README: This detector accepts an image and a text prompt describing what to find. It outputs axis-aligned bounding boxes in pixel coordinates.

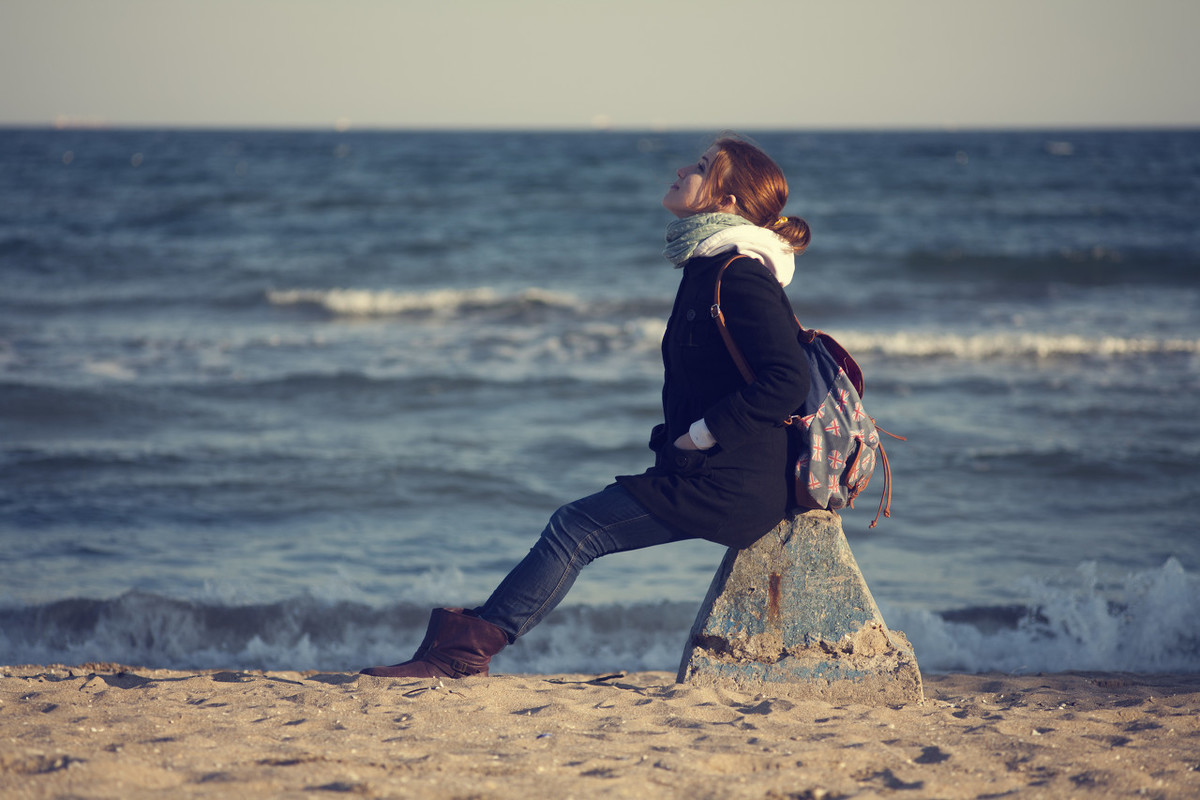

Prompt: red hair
[698,137,811,255]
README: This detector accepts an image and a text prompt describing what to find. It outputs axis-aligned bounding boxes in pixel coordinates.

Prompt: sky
[2,0,1198,130]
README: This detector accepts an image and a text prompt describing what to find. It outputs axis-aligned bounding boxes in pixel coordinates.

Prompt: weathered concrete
[677,510,923,706]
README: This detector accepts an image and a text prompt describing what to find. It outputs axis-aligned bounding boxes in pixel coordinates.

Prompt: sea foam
[267,287,580,317]
[2,560,1195,676]
[838,331,1200,361]
[887,557,1200,674]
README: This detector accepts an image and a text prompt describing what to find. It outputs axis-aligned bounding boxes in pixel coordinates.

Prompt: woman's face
[662,146,721,218]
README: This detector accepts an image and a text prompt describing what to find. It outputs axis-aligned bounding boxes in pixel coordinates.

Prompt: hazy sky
[3,0,1197,130]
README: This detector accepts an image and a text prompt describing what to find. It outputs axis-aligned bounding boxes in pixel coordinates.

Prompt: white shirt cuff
[688,419,717,450]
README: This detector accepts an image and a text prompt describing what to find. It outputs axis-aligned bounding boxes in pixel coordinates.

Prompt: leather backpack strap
[710,256,757,385]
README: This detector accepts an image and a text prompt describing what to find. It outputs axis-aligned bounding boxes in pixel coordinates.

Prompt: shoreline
[3,665,1199,799]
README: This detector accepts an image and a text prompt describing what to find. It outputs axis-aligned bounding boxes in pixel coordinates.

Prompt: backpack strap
[710,256,758,384]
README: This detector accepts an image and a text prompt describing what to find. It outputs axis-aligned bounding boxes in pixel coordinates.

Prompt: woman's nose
[676,165,687,178]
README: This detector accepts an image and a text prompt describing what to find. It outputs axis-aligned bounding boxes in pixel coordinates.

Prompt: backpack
[711,256,902,528]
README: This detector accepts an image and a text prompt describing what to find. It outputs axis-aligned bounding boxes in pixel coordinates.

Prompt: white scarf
[691,224,796,287]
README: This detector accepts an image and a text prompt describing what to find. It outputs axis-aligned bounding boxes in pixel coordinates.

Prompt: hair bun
[773,214,811,255]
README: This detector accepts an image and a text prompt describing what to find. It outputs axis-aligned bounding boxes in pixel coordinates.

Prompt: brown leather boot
[359,608,508,679]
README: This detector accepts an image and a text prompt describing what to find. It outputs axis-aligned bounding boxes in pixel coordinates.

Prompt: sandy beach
[2,665,1198,799]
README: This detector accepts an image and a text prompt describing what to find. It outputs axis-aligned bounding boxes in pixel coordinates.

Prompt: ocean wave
[964,440,1200,471]
[0,381,170,432]
[897,248,1198,286]
[2,559,1195,675]
[0,591,696,675]
[838,330,1200,361]
[889,558,1200,674]
[266,286,582,317]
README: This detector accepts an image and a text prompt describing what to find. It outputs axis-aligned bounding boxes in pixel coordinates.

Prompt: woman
[360,136,812,679]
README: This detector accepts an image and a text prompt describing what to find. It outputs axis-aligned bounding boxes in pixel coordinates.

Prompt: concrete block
[677,510,923,706]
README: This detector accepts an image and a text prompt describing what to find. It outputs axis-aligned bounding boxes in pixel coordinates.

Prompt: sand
[2,664,1198,799]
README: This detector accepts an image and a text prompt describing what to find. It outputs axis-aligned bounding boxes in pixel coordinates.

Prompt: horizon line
[4,120,1199,134]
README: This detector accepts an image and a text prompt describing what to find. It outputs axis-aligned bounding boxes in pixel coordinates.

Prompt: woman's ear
[716,194,738,214]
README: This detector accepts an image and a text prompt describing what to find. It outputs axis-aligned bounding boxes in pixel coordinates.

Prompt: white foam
[82,360,138,381]
[837,330,1200,361]
[886,558,1200,674]
[5,559,1196,675]
[267,286,580,317]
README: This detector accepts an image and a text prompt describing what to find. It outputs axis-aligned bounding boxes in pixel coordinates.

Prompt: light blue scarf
[663,213,750,267]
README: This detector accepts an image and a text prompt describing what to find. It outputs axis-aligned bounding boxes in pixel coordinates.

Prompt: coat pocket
[664,444,709,477]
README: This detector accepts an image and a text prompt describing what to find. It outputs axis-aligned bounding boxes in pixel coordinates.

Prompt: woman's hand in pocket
[673,433,699,451]
[667,434,709,476]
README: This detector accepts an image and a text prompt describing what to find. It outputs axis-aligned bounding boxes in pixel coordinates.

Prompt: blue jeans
[474,483,695,642]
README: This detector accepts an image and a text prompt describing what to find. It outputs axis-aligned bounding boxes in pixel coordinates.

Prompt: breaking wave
[838,330,1200,361]
[2,559,1195,676]
[266,286,581,317]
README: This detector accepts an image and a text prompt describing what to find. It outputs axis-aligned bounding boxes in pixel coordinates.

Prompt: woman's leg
[474,483,692,641]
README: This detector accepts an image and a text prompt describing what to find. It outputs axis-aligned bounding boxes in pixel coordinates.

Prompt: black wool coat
[616,253,810,548]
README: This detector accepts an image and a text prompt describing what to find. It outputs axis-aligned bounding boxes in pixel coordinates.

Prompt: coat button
[675,455,689,467]
[686,308,696,321]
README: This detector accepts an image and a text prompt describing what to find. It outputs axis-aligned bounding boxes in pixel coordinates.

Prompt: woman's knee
[538,500,598,560]
[536,486,658,564]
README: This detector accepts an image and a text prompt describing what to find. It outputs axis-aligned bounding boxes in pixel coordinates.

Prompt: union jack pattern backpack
[711,257,901,527]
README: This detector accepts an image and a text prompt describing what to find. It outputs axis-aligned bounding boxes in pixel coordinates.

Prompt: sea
[2,127,1198,676]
